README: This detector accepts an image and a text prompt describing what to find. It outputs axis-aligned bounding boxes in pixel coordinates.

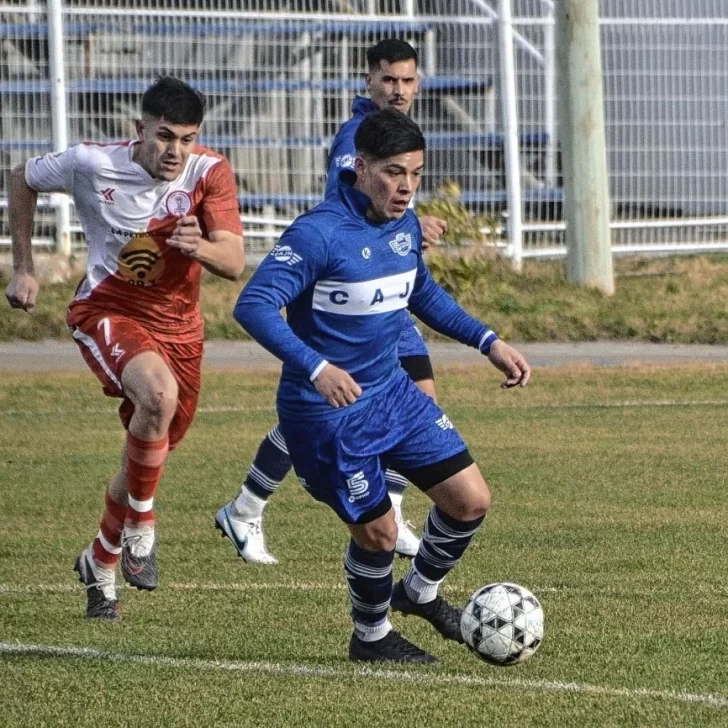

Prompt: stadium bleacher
[1,11,558,238]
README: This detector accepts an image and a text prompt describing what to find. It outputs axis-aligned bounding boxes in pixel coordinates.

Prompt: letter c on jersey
[329,290,349,305]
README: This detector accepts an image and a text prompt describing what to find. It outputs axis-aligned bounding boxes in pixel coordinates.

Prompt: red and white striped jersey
[26,141,242,341]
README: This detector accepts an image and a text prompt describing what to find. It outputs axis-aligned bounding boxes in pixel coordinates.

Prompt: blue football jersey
[324,96,378,199]
[235,172,498,420]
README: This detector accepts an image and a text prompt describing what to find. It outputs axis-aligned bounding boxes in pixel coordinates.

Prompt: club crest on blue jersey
[271,245,302,266]
[389,232,412,257]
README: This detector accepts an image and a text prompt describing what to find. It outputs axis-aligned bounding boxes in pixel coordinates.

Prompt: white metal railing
[1,0,728,262]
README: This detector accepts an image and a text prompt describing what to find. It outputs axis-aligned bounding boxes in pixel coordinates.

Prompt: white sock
[389,491,404,524]
[403,565,443,604]
[232,486,267,521]
[389,490,403,508]
[354,618,392,642]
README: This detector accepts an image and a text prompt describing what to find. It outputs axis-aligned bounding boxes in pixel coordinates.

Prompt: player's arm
[234,224,361,407]
[6,149,75,312]
[417,215,447,250]
[167,159,245,280]
[167,219,244,281]
[5,163,39,311]
[408,257,530,388]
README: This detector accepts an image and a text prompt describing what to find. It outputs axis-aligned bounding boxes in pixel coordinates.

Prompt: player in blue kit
[234,108,531,663]
[216,39,448,563]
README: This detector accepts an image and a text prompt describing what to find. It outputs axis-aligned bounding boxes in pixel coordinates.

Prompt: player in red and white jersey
[5,77,245,621]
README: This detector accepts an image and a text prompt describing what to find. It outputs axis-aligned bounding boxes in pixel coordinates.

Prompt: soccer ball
[460,582,544,666]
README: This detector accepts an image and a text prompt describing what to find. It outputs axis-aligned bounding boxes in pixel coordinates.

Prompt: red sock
[124,432,169,529]
[92,491,127,568]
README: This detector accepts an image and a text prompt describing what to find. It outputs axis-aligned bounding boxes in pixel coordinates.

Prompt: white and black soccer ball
[460,582,544,666]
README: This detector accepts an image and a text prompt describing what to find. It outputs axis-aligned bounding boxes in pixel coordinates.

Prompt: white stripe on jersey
[312,269,416,316]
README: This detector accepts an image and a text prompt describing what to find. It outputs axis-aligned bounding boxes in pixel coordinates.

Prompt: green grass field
[2,364,728,726]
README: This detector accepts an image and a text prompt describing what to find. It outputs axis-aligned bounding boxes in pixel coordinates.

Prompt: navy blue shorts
[279,371,468,524]
[396,312,429,359]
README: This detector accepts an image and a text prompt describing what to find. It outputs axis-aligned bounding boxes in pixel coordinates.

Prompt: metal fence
[2,0,728,260]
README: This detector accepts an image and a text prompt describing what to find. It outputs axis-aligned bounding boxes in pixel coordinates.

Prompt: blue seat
[0,73,493,95]
[0,132,552,153]
[237,188,563,210]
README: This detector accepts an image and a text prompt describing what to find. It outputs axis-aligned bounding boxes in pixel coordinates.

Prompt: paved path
[0,340,726,372]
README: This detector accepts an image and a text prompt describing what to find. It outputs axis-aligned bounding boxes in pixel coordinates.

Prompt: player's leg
[385,378,489,643]
[115,349,178,590]
[279,409,436,664]
[69,313,177,618]
[118,337,202,590]
[215,424,290,564]
[390,315,436,557]
[391,459,488,644]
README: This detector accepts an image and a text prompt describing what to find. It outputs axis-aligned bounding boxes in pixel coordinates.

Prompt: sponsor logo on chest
[312,269,416,316]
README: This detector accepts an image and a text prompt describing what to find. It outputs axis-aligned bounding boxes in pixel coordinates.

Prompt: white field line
[0,641,726,710]
[3,400,728,418]
[3,581,728,598]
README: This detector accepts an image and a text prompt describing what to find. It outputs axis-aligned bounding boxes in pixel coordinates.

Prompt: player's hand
[5,272,39,313]
[419,215,447,250]
[167,216,203,257]
[313,363,362,408]
[486,339,531,388]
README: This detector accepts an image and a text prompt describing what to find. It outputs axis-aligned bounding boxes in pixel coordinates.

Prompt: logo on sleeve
[271,245,302,266]
[335,154,355,170]
[165,191,192,217]
[388,232,412,256]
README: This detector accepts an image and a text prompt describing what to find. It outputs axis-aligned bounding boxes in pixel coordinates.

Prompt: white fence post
[556,0,613,293]
[47,0,71,257]
[497,0,523,271]
[542,4,557,188]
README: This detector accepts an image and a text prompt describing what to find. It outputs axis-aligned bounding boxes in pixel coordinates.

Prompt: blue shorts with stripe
[279,369,467,524]
[396,311,429,359]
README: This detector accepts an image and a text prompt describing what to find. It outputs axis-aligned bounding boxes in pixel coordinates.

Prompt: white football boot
[393,501,421,559]
[215,501,278,565]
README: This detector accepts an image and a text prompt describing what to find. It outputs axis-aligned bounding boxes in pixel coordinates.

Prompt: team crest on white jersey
[271,245,303,266]
[165,190,192,217]
[346,471,370,502]
[389,232,412,256]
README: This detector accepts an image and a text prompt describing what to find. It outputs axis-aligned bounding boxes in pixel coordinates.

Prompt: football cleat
[73,546,121,621]
[391,500,420,559]
[391,580,465,644]
[394,518,420,559]
[348,630,438,664]
[120,526,159,591]
[215,501,278,565]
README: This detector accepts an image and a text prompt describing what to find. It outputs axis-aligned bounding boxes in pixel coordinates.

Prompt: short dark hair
[354,108,426,160]
[367,38,418,70]
[141,76,206,126]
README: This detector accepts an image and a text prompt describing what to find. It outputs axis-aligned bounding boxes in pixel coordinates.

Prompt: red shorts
[67,307,203,450]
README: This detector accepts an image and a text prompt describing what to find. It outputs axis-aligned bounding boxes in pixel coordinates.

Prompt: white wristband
[310,360,329,382]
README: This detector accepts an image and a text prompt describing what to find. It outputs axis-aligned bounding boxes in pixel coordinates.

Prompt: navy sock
[345,539,395,641]
[414,506,485,583]
[244,425,292,501]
